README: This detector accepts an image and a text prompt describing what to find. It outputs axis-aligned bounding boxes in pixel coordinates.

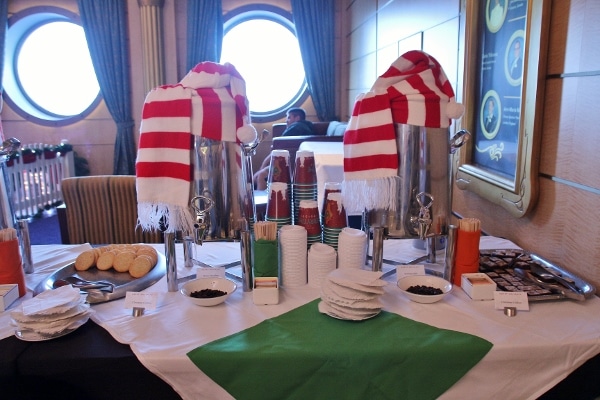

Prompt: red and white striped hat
[136,62,257,233]
[342,51,464,212]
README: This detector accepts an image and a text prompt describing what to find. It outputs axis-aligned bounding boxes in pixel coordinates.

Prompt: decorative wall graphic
[456,0,551,218]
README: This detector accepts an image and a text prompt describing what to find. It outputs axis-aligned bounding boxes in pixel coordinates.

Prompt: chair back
[61,175,163,244]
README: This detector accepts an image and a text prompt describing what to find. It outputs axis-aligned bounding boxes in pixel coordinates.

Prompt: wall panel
[422,17,460,89]
[547,0,600,75]
[541,76,600,189]
[348,16,378,62]
[348,0,377,30]
[376,0,459,48]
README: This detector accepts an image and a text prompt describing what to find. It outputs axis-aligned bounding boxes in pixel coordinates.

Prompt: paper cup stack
[265,182,292,229]
[307,243,337,288]
[279,225,308,287]
[322,192,347,250]
[11,285,93,340]
[337,227,368,269]
[321,182,342,230]
[318,268,386,321]
[297,200,322,248]
[292,150,318,224]
[265,150,293,229]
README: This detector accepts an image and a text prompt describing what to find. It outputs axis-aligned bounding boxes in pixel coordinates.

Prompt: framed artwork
[455,0,551,217]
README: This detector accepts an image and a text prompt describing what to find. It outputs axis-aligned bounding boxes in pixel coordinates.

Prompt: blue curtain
[186,0,223,71]
[291,0,337,121]
[0,0,7,92]
[78,0,136,175]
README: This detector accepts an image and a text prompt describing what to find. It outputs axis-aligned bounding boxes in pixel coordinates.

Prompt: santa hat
[342,51,464,213]
[136,62,257,233]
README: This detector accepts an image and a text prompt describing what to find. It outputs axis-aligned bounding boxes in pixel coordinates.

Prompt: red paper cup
[297,200,321,236]
[267,150,292,184]
[321,182,341,220]
[293,150,317,185]
[266,182,291,219]
[323,192,347,229]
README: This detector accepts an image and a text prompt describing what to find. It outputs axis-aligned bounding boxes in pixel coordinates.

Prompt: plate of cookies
[34,244,166,303]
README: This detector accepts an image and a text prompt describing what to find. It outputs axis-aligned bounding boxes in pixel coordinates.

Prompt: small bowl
[397,275,452,304]
[180,278,237,306]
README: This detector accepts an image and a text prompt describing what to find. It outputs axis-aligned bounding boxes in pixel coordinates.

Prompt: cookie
[136,246,158,265]
[74,250,97,271]
[129,254,155,278]
[96,251,116,271]
[113,251,136,273]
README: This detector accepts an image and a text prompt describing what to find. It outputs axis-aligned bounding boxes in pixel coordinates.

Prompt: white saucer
[14,315,89,342]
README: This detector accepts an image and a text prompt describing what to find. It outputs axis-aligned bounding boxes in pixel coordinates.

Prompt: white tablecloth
[2,237,600,400]
[298,141,344,213]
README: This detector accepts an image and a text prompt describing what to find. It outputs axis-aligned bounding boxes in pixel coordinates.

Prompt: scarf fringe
[137,202,196,234]
[342,176,400,214]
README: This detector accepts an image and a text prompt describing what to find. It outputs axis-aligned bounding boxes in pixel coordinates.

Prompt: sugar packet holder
[253,277,279,305]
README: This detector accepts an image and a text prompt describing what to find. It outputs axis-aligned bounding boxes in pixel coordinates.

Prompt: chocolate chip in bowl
[180,277,237,306]
[397,275,453,304]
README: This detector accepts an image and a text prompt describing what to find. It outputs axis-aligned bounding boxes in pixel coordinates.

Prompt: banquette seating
[58,175,163,245]
[270,120,347,165]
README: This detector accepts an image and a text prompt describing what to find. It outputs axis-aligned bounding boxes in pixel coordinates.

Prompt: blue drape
[0,0,7,93]
[291,0,337,121]
[78,0,136,175]
[186,0,223,72]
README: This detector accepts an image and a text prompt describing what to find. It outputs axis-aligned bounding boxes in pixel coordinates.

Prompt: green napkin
[187,300,492,400]
[253,239,278,277]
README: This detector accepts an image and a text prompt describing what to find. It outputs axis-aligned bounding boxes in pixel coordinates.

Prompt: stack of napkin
[318,269,387,320]
[11,285,92,340]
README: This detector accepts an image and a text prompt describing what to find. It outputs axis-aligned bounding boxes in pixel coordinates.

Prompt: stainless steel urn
[365,124,468,240]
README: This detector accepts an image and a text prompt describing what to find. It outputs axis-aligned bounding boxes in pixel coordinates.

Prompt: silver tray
[34,251,166,304]
[479,249,596,301]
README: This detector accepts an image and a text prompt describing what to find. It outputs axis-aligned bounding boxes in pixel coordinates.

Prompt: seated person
[253,107,315,190]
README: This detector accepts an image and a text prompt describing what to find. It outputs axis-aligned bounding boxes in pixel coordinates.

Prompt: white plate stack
[337,227,368,269]
[318,268,387,320]
[11,285,93,341]
[307,243,337,288]
[279,225,308,287]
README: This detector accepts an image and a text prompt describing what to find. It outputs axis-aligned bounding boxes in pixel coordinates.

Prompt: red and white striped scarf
[136,62,256,233]
[342,51,464,213]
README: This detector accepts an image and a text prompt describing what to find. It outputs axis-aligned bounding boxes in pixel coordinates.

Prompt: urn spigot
[190,195,214,245]
[410,192,434,240]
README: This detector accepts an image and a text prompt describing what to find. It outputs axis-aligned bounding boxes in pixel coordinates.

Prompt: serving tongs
[53,276,115,293]
[513,267,585,301]
[528,262,583,294]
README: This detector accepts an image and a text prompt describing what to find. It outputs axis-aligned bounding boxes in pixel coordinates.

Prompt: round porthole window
[220,5,308,122]
[3,7,101,126]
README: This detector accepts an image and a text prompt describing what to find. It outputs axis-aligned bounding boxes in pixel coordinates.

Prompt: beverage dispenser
[136,62,259,290]
[341,51,468,267]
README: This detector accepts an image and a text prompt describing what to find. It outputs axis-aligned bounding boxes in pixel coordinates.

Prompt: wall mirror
[455,0,550,217]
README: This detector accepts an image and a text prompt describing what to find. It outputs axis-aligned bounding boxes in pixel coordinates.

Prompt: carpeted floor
[27,213,62,245]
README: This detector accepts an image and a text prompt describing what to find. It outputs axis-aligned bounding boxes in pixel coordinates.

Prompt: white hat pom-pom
[237,124,257,144]
[447,99,465,120]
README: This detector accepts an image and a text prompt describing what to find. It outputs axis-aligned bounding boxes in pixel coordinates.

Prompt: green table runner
[187,300,492,400]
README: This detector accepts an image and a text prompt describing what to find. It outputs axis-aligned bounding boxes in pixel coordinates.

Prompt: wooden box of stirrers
[253,277,279,305]
[0,284,19,311]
